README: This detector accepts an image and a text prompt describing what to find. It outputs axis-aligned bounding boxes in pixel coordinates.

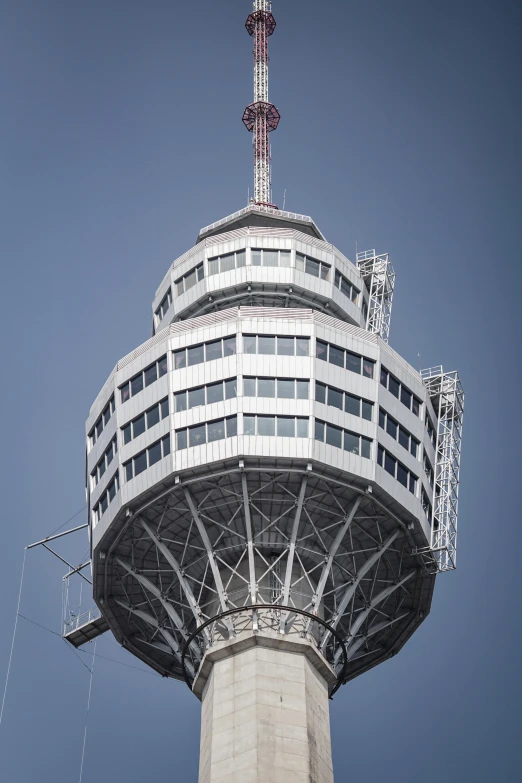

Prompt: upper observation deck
[152,207,369,332]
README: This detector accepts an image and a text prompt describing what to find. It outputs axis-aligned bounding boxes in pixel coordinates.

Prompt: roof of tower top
[197,204,325,243]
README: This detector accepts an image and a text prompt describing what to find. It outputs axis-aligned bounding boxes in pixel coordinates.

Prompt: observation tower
[73,2,465,781]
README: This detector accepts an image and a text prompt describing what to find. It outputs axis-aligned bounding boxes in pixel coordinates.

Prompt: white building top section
[197,205,325,243]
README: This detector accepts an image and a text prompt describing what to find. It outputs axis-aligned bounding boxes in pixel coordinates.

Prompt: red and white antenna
[242,1,280,208]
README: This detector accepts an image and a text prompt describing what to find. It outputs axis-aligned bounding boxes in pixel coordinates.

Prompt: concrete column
[196,638,335,783]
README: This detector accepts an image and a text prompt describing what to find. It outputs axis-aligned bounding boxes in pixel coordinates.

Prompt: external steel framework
[94,464,432,692]
[242,0,280,206]
[421,367,465,571]
[356,249,396,343]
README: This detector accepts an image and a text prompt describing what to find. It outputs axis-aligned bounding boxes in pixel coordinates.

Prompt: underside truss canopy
[421,367,465,572]
[356,249,395,343]
[96,466,431,690]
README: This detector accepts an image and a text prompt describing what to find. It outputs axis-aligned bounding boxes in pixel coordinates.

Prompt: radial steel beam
[346,610,411,661]
[241,473,257,604]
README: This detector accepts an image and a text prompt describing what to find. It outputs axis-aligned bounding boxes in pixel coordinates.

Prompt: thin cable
[49,505,87,538]
[0,549,27,728]
[78,640,96,783]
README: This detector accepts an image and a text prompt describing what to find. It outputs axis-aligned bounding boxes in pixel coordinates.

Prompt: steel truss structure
[243,0,280,206]
[95,463,434,694]
[421,367,465,571]
[356,249,396,343]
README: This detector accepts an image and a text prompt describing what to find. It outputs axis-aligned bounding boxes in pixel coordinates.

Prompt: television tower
[62,2,465,781]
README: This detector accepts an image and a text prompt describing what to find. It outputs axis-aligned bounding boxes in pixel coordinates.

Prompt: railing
[64,607,102,635]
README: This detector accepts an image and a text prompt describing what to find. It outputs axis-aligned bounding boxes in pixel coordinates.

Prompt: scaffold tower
[356,249,396,343]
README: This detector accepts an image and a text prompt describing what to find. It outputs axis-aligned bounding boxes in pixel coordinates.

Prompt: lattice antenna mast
[242,1,280,207]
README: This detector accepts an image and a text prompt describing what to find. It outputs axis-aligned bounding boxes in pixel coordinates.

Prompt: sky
[1,0,521,780]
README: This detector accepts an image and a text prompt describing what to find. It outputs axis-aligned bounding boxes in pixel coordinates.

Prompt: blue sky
[1,1,521,781]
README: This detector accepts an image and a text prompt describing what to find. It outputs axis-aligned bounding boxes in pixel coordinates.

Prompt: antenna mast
[242,1,280,207]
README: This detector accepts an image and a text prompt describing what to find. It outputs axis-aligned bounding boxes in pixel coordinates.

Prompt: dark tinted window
[131,374,144,396]
[207,382,224,404]
[388,376,399,398]
[158,356,168,377]
[225,379,237,399]
[346,352,361,374]
[316,382,326,404]
[174,349,186,369]
[384,452,396,476]
[134,451,147,476]
[344,431,359,454]
[147,405,160,429]
[328,387,343,410]
[160,398,169,418]
[315,420,325,441]
[175,391,187,412]
[296,338,309,356]
[189,386,205,408]
[361,401,373,421]
[123,423,131,445]
[326,424,342,449]
[363,359,374,379]
[316,340,328,361]
[223,336,236,356]
[361,437,371,459]
[205,340,222,362]
[345,393,360,416]
[145,364,157,387]
[296,380,309,399]
[226,416,237,437]
[330,345,344,368]
[176,430,187,449]
[148,441,162,466]
[133,414,146,438]
[188,344,204,366]
[400,386,412,408]
[386,417,397,439]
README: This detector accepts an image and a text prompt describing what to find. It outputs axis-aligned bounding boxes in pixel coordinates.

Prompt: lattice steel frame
[356,249,396,343]
[421,367,465,571]
[95,463,433,694]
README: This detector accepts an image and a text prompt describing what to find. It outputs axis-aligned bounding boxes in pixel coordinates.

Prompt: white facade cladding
[84,207,463,783]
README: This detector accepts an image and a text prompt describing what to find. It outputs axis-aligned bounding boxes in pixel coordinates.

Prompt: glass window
[145,364,157,387]
[410,439,419,458]
[362,400,373,421]
[328,387,343,410]
[329,345,344,368]
[206,382,224,404]
[174,349,186,369]
[386,417,397,440]
[223,336,236,356]
[409,474,417,494]
[361,437,371,459]
[176,280,184,297]
[346,352,361,374]
[208,257,219,275]
[236,250,246,268]
[320,263,329,281]
[243,415,256,435]
[314,420,325,441]
[277,379,295,398]
[306,257,320,277]
[295,252,305,271]
[184,270,196,290]
[243,377,256,397]
[95,419,103,439]
[131,373,144,396]
[148,441,162,466]
[244,335,256,354]
[222,377,235,402]
[345,393,360,416]
[326,423,342,448]
[258,378,275,398]
[401,387,412,409]
[252,249,262,266]
[384,452,396,477]
[363,359,374,379]
[258,416,275,436]
[397,462,408,488]
[412,397,420,417]
[189,387,205,408]
[160,398,169,419]
[175,391,187,412]
[208,418,226,442]
[377,445,384,466]
[134,451,147,476]
[101,494,108,514]
[158,356,168,377]
[205,340,222,362]
[340,277,351,298]
[189,423,206,447]
[398,426,409,450]
[226,416,237,437]
[316,382,326,404]
[258,336,276,355]
[162,434,170,456]
[296,337,309,356]
[379,409,386,429]
[380,368,388,387]
[277,336,294,356]
[316,340,328,361]
[389,376,400,398]
[103,405,111,425]
[344,431,359,455]
[125,461,133,481]
[197,264,204,281]
[221,253,235,273]
[296,418,308,437]
[263,250,278,267]
[123,423,131,445]
[296,380,309,399]
[351,287,359,304]
[147,405,160,429]
[176,429,187,450]
[99,459,106,478]
[277,417,295,437]
[280,250,291,267]
[106,443,114,465]
[133,414,146,439]
[188,344,205,366]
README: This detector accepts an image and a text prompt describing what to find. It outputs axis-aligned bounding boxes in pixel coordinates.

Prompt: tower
[71,3,465,781]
